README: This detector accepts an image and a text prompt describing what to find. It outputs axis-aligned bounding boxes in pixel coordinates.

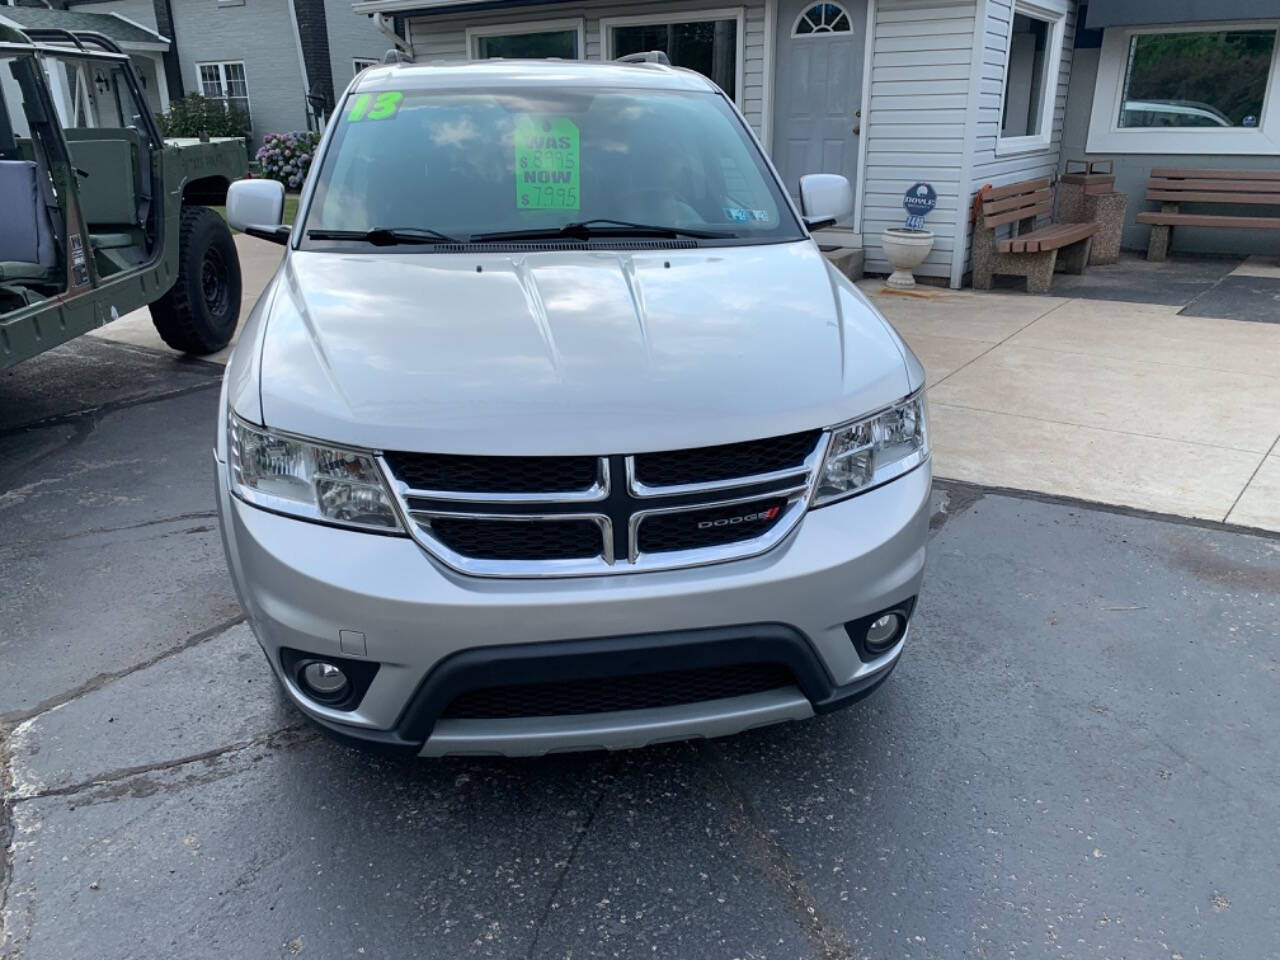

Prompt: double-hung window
[198,61,250,127]
[996,0,1066,155]
[1087,22,1280,154]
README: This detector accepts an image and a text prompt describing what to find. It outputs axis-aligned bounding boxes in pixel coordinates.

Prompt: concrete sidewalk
[861,280,1280,532]
[90,237,1280,533]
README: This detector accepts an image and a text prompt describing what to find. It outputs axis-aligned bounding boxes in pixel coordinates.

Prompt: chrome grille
[383,431,826,577]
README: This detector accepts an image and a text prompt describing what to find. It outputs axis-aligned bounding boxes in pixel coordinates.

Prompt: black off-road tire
[148,205,242,354]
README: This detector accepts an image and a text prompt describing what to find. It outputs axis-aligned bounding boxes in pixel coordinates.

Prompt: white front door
[771,0,866,218]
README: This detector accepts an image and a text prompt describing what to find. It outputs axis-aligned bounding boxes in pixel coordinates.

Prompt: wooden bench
[972,178,1096,293]
[1136,168,1280,261]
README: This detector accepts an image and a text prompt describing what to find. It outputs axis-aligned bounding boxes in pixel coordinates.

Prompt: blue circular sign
[903,182,937,218]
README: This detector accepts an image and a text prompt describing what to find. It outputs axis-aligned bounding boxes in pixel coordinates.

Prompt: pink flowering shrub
[255,131,322,190]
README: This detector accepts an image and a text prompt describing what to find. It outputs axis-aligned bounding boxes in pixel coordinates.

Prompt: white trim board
[1086,20,1280,155]
[951,0,988,289]
[850,0,874,243]
[465,17,587,60]
[599,7,747,107]
[761,0,776,151]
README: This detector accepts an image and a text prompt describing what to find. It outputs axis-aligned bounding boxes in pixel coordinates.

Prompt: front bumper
[216,459,930,756]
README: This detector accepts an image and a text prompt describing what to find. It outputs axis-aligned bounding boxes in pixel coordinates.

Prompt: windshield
[300,86,803,247]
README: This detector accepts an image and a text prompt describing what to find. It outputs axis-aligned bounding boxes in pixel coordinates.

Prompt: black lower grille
[384,451,599,494]
[426,517,602,560]
[441,662,797,719]
[638,497,790,554]
[634,430,821,487]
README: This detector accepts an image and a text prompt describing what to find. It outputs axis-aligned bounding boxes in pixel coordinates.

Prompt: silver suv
[216,58,930,757]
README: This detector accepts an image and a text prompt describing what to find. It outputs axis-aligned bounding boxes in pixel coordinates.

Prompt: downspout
[285,0,319,125]
[374,12,410,56]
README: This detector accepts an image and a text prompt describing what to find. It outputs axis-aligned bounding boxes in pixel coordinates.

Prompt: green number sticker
[348,91,403,123]
[514,116,580,211]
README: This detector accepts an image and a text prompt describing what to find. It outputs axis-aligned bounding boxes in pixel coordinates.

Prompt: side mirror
[227,178,289,244]
[798,174,853,231]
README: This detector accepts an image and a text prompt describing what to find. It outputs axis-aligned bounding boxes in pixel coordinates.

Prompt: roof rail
[382,48,413,65]
[16,28,127,56]
[616,50,670,66]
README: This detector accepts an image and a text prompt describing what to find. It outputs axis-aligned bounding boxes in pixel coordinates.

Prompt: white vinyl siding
[407,0,769,137]
[962,0,1075,274]
[860,0,979,281]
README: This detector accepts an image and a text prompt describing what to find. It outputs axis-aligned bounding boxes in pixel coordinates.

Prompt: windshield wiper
[471,219,732,242]
[306,226,461,245]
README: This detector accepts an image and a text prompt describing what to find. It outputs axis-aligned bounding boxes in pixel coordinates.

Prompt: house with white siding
[344,0,1080,285]
[347,0,1279,286]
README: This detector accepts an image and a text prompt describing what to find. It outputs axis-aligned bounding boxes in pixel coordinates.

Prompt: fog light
[865,613,903,653]
[301,661,348,697]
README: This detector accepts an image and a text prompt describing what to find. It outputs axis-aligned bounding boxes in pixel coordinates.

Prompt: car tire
[149,205,242,355]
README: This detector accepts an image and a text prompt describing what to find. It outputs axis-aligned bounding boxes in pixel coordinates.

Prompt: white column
[43,57,74,126]
[153,53,171,113]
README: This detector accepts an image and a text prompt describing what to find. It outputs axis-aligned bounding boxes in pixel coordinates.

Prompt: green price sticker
[348,91,403,123]
[514,116,580,211]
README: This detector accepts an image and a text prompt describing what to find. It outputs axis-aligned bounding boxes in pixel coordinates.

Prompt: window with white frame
[792,3,852,36]
[468,20,585,60]
[353,58,379,78]
[603,10,743,101]
[1087,22,1280,154]
[997,2,1064,153]
[198,61,250,126]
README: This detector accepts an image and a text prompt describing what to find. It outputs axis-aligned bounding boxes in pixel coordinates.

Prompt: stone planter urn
[881,227,935,289]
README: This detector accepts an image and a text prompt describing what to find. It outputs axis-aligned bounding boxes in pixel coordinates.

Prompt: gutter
[352,0,504,13]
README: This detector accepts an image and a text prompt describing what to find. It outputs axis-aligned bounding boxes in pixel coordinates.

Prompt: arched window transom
[792,3,852,36]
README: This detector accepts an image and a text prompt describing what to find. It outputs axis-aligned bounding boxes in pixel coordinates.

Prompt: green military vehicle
[1,25,248,369]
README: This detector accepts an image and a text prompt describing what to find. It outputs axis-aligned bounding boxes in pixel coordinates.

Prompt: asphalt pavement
[2,337,1278,960]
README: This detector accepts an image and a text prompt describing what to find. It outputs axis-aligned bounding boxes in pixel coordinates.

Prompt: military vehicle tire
[149,205,242,355]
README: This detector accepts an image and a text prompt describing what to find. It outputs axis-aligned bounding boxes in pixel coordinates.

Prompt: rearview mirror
[798,174,853,231]
[227,178,288,244]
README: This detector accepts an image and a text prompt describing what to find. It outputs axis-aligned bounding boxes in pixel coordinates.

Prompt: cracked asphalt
[2,338,1278,960]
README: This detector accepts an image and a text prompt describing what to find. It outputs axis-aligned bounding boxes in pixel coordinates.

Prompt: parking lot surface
[2,339,1278,959]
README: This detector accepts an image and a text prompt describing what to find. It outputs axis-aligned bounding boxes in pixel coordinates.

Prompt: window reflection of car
[1121,99,1232,128]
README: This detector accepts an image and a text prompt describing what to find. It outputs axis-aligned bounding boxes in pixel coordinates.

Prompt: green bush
[157,95,250,139]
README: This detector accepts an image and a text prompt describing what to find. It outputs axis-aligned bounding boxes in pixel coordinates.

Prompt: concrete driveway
[2,336,1277,959]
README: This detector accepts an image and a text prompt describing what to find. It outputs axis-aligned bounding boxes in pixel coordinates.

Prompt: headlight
[228,415,402,532]
[812,392,928,507]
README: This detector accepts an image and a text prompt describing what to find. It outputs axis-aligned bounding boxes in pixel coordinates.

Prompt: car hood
[251,240,913,455]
